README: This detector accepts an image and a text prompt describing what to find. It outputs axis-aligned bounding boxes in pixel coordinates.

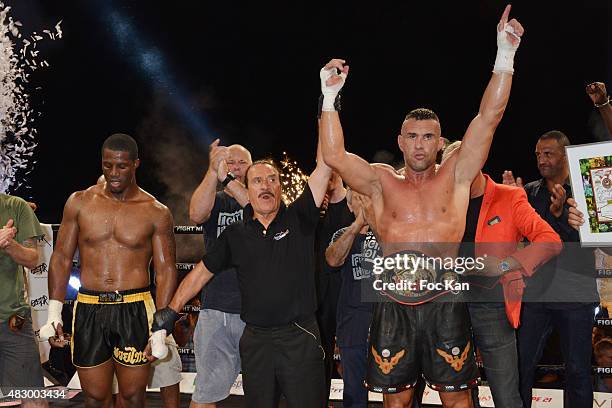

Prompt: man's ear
[397,134,405,153]
[437,136,445,152]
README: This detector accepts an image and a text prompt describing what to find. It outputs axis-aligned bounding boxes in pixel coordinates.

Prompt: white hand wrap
[493,23,520,74]
[320,67,346,112]
[150,329,168,360]
[39,299,63,340]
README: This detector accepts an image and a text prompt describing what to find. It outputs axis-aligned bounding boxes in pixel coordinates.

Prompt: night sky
[6,0,611,225]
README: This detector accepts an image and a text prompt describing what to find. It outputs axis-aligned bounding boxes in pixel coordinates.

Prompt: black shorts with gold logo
[71,287,155,368]
[365,299,479,393]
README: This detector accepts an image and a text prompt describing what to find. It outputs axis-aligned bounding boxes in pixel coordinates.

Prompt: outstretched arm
[319,59,382,198]
[586,82,612,139]
[455,4,524,184]
[308,131,334,207]
[168,261,213,313]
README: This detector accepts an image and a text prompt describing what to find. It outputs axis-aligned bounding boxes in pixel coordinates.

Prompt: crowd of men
[2,4,612,408]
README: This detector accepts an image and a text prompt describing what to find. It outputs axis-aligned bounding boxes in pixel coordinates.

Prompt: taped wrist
[39,299,63,340]
[493,48,516,74]
[317,93,342,118]
[493,24,519,74]
[150,329,168,359]
[47,299,63,322]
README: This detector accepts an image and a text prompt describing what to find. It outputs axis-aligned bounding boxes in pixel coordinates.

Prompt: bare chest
[377,178,467,243]
[78,200,155,248]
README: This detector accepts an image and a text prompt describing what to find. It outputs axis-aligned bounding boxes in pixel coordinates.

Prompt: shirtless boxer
[319,6,523,407]
[40,133,177,408]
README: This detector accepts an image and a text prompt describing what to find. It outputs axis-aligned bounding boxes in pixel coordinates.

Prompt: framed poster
[566,141,612,246]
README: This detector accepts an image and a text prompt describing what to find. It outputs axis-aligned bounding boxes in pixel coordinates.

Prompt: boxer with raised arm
[319,5,523,407]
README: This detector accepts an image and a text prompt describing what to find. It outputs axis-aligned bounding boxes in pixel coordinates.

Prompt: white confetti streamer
[0,2,61,193]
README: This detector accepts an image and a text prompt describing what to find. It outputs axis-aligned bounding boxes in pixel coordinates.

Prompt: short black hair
[244,159,281,188]
[539,130,571,149]
[405,108,440,122]
[102,133,139,160]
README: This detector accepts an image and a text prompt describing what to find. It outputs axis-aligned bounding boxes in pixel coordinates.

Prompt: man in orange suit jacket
[443,142,562,408]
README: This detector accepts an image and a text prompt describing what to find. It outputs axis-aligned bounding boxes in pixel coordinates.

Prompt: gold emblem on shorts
[436,341,471,372]
[113,346,147,365]
[371,346,405,374]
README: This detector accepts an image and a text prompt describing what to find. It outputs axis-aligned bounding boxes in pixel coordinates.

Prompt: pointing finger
[499,4,512,31]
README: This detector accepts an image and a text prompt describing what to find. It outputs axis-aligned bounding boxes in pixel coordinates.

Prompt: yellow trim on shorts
[73,357,113,369]
[70,300,77,361]
[144,295,156,337]
[76,291,153,304]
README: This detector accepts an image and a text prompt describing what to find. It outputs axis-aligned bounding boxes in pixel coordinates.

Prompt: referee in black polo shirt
[154,143,332,407]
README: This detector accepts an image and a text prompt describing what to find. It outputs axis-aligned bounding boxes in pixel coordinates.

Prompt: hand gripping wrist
[493,23,520,74]
[320,67,346,112]
[152,307,180,335]
[39,299,63,340]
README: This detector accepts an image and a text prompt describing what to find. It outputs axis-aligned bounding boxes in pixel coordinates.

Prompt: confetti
[0,2,61,193]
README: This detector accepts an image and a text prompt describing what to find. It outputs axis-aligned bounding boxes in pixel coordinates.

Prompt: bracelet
[595,95,610,108]
[221,172,236,187]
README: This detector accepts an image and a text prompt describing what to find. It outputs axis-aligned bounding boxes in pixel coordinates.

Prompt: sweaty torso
[76,185,164,291]
[372,160,469,258]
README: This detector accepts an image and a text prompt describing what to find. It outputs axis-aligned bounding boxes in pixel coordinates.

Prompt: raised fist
[586,82,609,106]
[320,58,349,112]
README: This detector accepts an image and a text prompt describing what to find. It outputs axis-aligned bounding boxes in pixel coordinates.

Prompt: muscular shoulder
[145,195,173,222]
[372,163,402,183]
[65,187,96,210]
[134,188,169,212]
[371,163,397,175]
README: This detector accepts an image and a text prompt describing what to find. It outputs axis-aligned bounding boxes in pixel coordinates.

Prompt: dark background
[6,0,611,226]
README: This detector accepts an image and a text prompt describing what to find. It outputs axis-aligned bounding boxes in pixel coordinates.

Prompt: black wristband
[317,92,342,119]
[221,172,236,187]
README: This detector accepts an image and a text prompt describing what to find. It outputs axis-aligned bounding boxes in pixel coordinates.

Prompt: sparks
[280,152,309,205]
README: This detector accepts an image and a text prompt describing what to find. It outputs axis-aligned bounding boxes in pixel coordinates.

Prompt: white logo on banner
[26,223,53,363]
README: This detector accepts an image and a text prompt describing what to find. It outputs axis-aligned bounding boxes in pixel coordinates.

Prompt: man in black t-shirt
[315,172,354,401]
[156,140,332,406]
[187,140,251,407]
[504,131,598,407]
[326,189,378,408]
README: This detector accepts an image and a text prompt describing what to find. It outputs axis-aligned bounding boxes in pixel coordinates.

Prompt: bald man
[319,6,523,406]
[188,139,250,407]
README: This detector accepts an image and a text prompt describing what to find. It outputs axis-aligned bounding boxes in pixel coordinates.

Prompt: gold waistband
[76,291,152,304]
